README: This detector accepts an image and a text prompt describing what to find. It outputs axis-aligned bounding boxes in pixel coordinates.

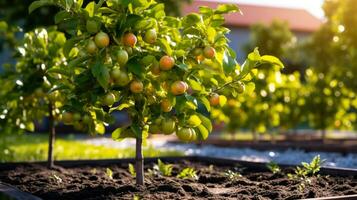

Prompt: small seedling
[224,170,242,181]
[148,159,173,177]
[266,161,281,174]
[288,155,324,191]
[50,174,62,184]
[90,168,97,175]
[128,163,136,177]
[177,167,199,180]
[106,168,113,180]
[208,165,214,172]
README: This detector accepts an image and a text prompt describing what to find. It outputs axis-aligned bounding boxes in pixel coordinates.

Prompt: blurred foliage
[0,134,183,162]
[214,1,357,139]
[243,20,306,74]
[0,27,69,135]
[306,0,357,92]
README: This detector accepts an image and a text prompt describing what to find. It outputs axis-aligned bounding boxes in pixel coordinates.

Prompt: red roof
[183,0,322,32]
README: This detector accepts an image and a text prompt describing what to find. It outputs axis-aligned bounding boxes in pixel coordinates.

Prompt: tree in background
[0,27,70,168]
[275,72,306,136]
[304,69,355,141]
[243,20,305,74]
[303,0,357,136]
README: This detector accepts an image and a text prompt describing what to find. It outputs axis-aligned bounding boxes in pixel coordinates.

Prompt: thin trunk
[321,129,327,143]
[47,103,55,169]
[269,132,276,144]
[252,130,258,143]
[135,136,144,186]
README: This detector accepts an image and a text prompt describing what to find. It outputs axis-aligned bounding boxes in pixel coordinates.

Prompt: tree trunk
[252,130,258,143]
[269,132,276,144]
[230,131,235,140]
[47,103,55,169]
[321,129,327,143]
[135,136,144,186]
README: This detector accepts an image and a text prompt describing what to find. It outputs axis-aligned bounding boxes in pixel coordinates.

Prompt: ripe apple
[171,81,187,95]
[123,33,137,47]
[203,46,216,59]
[94,32,110,48]
[159,55,175,70]
[209,93,220,106]
[130,80,144,93]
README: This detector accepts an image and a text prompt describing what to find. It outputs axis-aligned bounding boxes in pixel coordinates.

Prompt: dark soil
[1,160,357,200]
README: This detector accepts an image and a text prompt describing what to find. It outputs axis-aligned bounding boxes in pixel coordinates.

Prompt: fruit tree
[0,27,69,168]
[29,0,283,185]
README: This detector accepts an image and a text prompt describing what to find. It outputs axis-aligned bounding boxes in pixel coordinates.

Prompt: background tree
[243,20,304,74]
[0,27,69,168]
[275,72,306,136]
[304,69,355,141]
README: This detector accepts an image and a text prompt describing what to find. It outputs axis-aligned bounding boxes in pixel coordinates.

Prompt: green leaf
[65,0,74,10]
[127,59,144,79]
[158,38,172,56]
[197,113,212,132]
[25,122,35,132]
[188,79,202,91]
[85,2,95,17]
[261,55,284,69]
[177,63,188,72]
[207,27,216,44]
[187,115,202,127]
[131,124,141,138]
[135,18,157,30]
[245,82,255,95]
[58,18,79,35]
[47,68,70,77]
[197,124,209,140]
[222,51,237,74]
[182,13,202,27]
[198,97,211,112]
[128,163,136,176]
[76,0,83,9]
[248,48,261,61]
[0,21,8,32]
[54,10,71,24]
[215,4,240,14]
[199,6,213,15]
[47,84,71,94]
[112,128,123,140]
[29,1,57,14]
[68,56,89,68]
[95,122,105,134]
[91,60,110,90]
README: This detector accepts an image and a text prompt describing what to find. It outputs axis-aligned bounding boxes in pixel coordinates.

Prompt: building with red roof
[183,0,323,61]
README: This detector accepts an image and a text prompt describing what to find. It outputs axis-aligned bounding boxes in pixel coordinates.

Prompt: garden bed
[0,157,357,200]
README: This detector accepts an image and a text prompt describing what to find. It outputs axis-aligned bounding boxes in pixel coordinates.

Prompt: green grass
[0,133,183,162]
[218,131,275,141]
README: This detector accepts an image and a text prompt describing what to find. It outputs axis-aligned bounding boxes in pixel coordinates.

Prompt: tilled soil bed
[0,158,357,200]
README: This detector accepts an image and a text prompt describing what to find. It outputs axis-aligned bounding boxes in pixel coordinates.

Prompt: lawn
[0,133,183,162]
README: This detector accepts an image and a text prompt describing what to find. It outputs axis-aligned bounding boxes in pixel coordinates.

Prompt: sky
[207,0,325,19]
